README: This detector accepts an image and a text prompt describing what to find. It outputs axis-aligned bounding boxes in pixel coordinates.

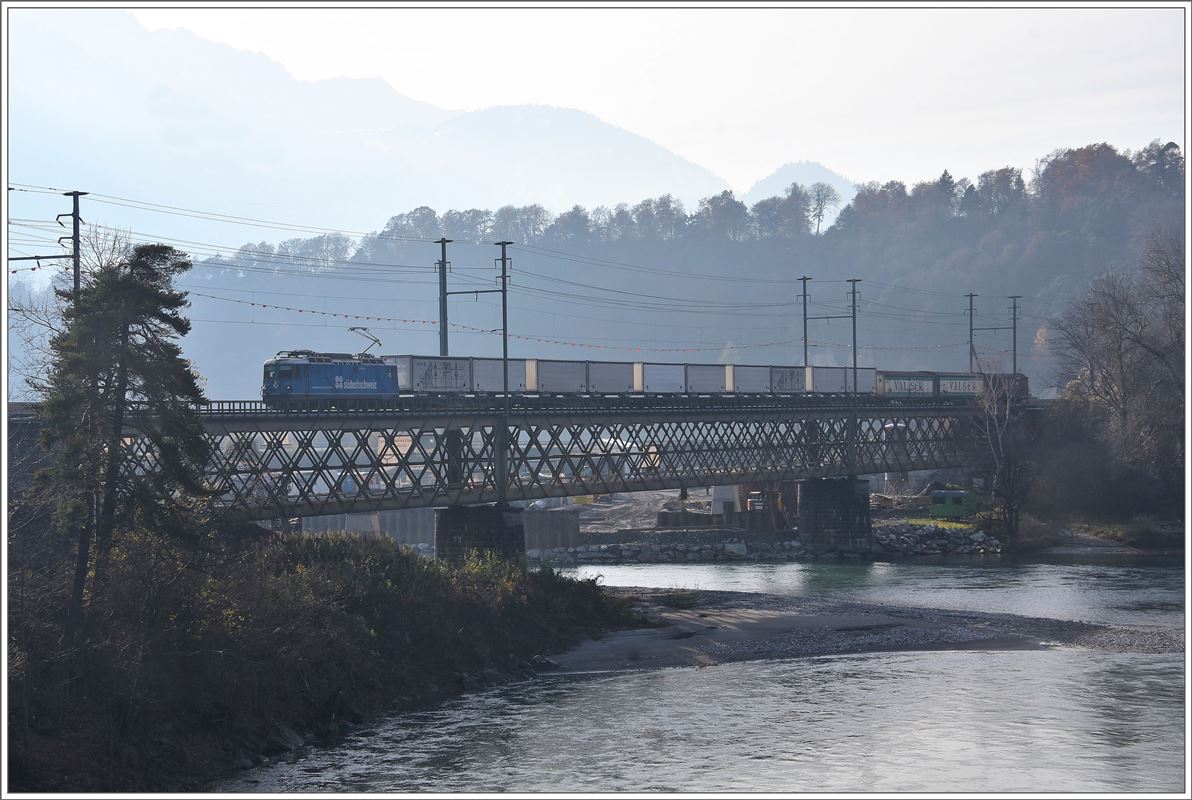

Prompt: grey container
[730,364,772,393]
[416,357,471,392]
[685,363,728,393]
[846,367,877,394]
[640,363,687,393]
[587,361,635,393]
[382,355,472,393]
[471,358,528,392]
[771,366,807,393]
[807,366,848,393]
[535,359,588,393]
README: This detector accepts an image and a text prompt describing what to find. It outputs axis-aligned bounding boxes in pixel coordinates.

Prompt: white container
[731,365,772,393]
[641,363,687,393]
[807,366,849,394]
[770,366,807,393]
[587,361,635,393]
[938,375,980,396]
[847,367,878,394]
[536,359,588,393]
[409,356,471,392]
[382,355,412,392]
[471,358,528,393]
[686,363,727,393]
[877,372,936,396]
[711,485,740,515]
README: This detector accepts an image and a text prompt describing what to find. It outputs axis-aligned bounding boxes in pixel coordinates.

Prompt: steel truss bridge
[101,396,985,522]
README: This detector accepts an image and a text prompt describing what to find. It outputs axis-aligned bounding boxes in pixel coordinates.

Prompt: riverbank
[7,531,640,793]
[212,556,1185,794]
[549,586,1184,674]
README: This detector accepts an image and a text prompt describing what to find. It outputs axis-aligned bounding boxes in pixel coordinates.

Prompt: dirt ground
[577,488,711,533]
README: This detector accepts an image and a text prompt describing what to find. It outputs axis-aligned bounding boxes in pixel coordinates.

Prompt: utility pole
[7,190,83,290]
[798,276,811,366]
[495,242,512,406]
[63,191,87,294]
[847,279,861,394]
[435,237,452,356]
[965,293,978,372]
[1009,295,1021,376]
[495,241,513,509]
[971,294,1016,374]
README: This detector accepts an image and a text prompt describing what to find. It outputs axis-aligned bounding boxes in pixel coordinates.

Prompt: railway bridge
[9,395,990,560]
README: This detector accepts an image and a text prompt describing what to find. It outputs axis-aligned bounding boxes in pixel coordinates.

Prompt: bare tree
[1051,228,1185,484]
[974,367,1035,550]
[7,226,132,398]
[808,182,842,234]
[1138,227,1185,402]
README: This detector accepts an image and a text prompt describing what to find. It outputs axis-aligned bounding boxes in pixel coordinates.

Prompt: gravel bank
[548,587,1184,673]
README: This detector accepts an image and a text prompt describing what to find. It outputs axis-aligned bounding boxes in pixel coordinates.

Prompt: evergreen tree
[40,244,210,631]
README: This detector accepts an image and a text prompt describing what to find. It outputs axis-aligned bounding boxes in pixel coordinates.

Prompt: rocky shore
[526,523,1002,566]
[872,523,1003,556]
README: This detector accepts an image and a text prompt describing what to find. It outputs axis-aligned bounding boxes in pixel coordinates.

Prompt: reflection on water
[217,559,1184,793]
[568,558,1185,626]
[219,650,1184,793]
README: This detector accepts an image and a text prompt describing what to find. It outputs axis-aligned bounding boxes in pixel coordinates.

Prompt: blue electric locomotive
[262,350,399,408]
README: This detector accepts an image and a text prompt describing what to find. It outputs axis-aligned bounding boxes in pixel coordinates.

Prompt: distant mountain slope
[419,105,727,209]
[7,9,728,235]
[743,162,857,227]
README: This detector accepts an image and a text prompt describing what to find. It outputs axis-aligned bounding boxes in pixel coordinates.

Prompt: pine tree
[40,244,210,631]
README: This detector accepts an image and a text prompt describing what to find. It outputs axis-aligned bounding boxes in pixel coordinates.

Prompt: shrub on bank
[7,525,637,792]
[1098,516,1185,550]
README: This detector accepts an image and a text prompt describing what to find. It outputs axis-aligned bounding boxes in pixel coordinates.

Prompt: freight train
[261,350,1029,407]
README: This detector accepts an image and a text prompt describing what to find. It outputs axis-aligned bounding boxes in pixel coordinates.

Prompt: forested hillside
[9,141,1183,400]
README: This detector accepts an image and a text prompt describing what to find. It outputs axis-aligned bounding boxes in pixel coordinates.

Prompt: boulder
[262,723,305,755]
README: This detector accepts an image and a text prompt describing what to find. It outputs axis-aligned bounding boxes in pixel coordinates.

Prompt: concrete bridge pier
[433,506,525,565]
[797,478,872,555]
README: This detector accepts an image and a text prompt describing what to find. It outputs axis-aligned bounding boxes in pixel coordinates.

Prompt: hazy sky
[129,5,1186,190]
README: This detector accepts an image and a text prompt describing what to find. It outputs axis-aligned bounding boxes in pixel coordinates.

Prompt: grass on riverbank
[872,516,979,532]
[8,525,640,793]
[1070,517,1185,550]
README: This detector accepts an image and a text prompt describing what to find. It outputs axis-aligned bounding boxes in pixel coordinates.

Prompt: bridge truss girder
[132,405,981,521]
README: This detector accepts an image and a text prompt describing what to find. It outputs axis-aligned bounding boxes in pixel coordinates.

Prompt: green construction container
[929,490,976,519]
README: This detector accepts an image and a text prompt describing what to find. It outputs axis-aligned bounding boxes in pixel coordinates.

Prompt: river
[218,555,1185,793]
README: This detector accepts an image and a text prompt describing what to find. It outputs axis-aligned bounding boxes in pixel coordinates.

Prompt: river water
[219,555,1185,793]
